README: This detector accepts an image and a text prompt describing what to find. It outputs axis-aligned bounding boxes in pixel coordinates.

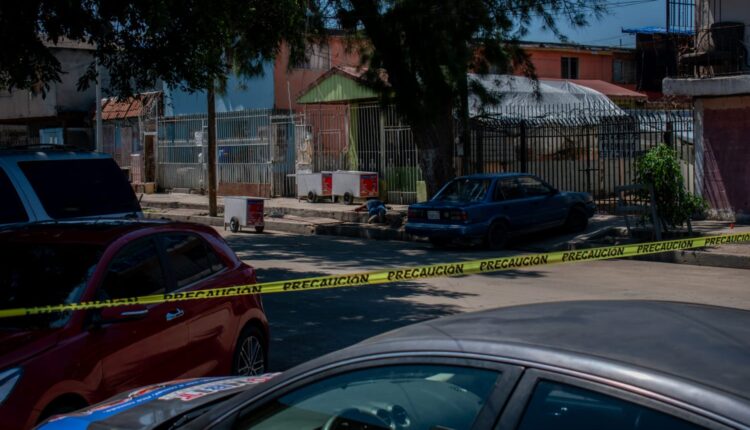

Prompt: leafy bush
[635,144,707,230]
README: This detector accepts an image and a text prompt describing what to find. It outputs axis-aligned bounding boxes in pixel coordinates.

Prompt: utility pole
[207,85,218,217]
[95,61,103,152]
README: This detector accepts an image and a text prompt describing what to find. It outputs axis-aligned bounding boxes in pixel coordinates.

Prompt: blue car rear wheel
[486,222,508,250]
[565,208,588,233]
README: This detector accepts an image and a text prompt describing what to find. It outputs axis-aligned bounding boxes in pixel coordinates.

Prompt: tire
[254,226,264,233]
[38,398,88,424]
[342,192,354,205]
[565,207,588,233]
[307,191,317,203]
[232,325,268,376]
[486,221,508,250]
[430,237,451,248]
[229,217,240,233]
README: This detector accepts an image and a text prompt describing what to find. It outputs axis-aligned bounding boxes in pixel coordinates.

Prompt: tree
[329,0,604,196]
[1,0,313,215]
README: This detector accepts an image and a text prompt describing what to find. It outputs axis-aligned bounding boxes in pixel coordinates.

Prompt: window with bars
[561,57,579,79]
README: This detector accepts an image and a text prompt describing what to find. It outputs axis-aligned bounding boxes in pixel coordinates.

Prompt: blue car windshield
[434,179,491,202]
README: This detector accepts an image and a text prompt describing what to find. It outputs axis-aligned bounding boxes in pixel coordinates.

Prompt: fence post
[475,126,484,174]
[664,120,673,147]
[520,120,528,173]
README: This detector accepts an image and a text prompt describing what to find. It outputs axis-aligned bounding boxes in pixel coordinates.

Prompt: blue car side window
[499,180,524,200]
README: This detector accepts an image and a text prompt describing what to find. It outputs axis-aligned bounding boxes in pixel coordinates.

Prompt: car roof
[276,301,750,425]
[0,219,214,246]
[0,150,112,163]
[457,173,527,180]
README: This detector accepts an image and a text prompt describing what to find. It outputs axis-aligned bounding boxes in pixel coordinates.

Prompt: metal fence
[467,105,695,213]
[300,103,422,203]
[157,109,300,197]
[156,103,695,212]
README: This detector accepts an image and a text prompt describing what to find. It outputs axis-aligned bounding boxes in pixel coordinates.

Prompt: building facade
[663,0,750,222]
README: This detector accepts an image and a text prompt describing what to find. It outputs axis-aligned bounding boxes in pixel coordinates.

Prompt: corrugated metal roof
[100,92,161,120]
[550,79,647,100]
[622,26,694,36]
[297,66,383,104]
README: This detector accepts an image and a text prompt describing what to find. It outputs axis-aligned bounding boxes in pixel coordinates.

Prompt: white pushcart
[295,171,333,203]
[332,171,379,205]
[223,196,265,233]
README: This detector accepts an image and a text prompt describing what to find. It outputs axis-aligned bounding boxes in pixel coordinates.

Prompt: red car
[0,220,269,429]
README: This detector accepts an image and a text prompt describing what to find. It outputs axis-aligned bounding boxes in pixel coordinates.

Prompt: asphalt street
[219,229,750,371]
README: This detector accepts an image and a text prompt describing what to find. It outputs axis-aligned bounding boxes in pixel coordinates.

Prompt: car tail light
[449,210,469,222]
[408,208,425,219]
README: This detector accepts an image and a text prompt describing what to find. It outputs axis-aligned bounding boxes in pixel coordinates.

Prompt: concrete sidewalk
[140,192,750,270]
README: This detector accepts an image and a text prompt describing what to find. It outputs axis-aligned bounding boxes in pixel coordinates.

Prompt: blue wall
[163,62,274,116]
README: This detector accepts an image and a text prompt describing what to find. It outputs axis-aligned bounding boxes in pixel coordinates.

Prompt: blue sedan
[406,173,595,249]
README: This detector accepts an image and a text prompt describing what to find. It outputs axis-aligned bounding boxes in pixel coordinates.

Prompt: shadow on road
[225,231,550,370]
[257,265,544,370]
[257,267,470,371]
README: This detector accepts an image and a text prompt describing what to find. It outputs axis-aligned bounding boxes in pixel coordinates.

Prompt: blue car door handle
[166,308,185,322]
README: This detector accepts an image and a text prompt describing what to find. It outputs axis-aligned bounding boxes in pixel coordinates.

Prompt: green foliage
[635,144,707,229]
[327,0,606,194]
[0,0,315,97]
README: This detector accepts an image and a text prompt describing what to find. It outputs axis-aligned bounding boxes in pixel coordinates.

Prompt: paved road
[219,229,750,371]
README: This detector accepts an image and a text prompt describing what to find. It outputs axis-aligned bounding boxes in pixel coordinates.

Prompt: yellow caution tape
[1,233,748,319]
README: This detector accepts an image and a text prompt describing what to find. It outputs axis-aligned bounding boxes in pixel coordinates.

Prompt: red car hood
[0,329,60,368]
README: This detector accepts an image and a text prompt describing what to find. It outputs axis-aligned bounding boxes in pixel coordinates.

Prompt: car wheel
[430,237,451,249]
[229,217,241,233]
[37,397,88,424]
[565,207,588,233]
[486,221,508,250]
[307,191,317,203]
[342,192,354,205]
[254,226,264,234]
[232,325,267,376]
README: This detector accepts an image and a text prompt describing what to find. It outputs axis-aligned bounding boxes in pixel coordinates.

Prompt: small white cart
[223,196,265,233]
[332,171,379,205]
[295,171,333,203]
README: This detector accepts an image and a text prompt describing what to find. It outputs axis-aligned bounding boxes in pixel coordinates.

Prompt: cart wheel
[229,217,240,233]
[342,192,354,205]
[307,191,317,203]
[254,226,264,234]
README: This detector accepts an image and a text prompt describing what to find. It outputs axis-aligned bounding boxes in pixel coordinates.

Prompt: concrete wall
[274,37,363,112]
[0,48,96,119]
[524,48,616,81]
[695,95,750,222]
[163,64,275,116]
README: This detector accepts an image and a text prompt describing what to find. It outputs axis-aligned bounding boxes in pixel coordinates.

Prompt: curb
[632,249,750,270]
[145,212,750,271]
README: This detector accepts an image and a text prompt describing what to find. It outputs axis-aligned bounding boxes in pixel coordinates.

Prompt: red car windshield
[0,243,103,329]
[434,179,491,202]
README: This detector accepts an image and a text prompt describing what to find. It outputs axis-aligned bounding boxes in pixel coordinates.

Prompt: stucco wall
[274,37,362,112]
[0,48,96,119]
[526,49,615,81]
[696,95,750,222]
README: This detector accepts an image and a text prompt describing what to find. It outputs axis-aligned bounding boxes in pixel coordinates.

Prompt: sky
[524,0,666,47]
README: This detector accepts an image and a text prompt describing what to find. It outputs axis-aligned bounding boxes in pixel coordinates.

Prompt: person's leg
[377,207,386,223]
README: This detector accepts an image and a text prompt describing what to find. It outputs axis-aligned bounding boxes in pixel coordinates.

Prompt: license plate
[427,211,440,220]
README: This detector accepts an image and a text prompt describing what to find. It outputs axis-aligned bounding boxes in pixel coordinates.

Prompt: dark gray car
[41,301,750,429]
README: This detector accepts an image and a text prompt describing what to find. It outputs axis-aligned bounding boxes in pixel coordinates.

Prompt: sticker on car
[159,374,281,402]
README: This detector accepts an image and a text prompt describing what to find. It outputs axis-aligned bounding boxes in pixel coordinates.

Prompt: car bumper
[585,201,596,217]
[405,222,487,239]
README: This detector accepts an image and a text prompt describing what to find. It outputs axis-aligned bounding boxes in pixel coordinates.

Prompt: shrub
[635,144,707,230]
